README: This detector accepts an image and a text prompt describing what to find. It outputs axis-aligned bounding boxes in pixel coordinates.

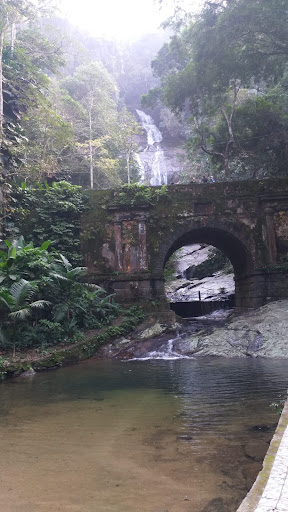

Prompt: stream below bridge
[1,357,288,512]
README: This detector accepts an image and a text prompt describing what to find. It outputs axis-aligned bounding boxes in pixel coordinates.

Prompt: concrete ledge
[237,401,288,512]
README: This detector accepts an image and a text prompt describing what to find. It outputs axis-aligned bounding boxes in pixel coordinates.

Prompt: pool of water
[1,357,287,512]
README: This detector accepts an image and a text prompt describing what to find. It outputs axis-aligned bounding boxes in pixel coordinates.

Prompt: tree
[210,93,288,179]
[61,63,142,188]
[7,181,87,265]
[0,1,62,171]
[20,95,73,182]
[147,0,288,179]
[113,108,142,185]
[0,278,50,357]
[62,62,119,189]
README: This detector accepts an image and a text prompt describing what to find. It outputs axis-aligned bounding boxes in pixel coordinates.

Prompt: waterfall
[151,146,167,186]
[136,109,168,186]
[128,337,193,361]
[134,153,145,183]
[136,109,162,146]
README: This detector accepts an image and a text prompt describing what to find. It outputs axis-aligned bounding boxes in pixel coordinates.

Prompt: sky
[58,0,201,41]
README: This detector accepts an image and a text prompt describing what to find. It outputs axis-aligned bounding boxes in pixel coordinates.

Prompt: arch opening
[162,228,254,318]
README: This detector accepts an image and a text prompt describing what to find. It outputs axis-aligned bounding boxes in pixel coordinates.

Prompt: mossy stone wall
[81,179,288,310]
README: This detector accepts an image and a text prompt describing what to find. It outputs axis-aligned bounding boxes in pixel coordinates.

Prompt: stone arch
[162,227,253,276]
[155,222,255,275]
[153,223,258,310]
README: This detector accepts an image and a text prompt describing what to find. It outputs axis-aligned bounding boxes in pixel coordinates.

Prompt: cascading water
[136,109,168,186]
[129,336,193,361]
[134,153,145,182]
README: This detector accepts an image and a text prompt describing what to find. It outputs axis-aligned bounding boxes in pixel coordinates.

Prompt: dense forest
[0,0,174,190]
[1,0,288,190]
[144,0,288,180]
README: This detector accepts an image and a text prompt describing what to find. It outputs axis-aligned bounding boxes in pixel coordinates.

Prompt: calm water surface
[1,357,288,512]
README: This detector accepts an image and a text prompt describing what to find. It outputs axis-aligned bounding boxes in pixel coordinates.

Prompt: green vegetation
[146,0,288,180]
[164,250,180,281]
[2,1,288,185]
[0,1,143,189]
[0,235,121,356]
[0,306,145,379]
[4,181,87,265]
[113,183,168,206]
[3,0,288,361]
[270,399,286,415]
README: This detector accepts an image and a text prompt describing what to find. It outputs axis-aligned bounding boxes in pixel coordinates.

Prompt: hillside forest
[1,0,288,190]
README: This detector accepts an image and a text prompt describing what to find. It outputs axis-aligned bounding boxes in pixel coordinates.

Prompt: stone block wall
[80,179,288,311]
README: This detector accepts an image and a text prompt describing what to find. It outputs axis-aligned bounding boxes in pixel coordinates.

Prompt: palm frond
[68,267,87,278]
[30,300,51,309]
[84,283,103,291]
[9,308,31,321]
[51,272,69,282]
[10,279,36,306]
[57,253,72,270]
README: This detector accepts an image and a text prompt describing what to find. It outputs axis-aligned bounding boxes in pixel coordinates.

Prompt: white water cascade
[129,337,194,361]
[136,109,168,186]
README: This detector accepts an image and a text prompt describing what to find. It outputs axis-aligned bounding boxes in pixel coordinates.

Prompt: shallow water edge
[1,358,288,512]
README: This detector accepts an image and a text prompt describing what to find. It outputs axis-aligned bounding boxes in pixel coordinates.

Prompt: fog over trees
[0,0,288,187]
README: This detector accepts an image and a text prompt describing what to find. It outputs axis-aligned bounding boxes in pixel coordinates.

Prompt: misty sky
[58,0,201,40]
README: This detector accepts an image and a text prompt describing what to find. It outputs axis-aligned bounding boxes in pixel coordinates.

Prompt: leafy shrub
[5,181,88,266]
[33,320,65,347]
[0,236,121,354]
[113,183,168,206]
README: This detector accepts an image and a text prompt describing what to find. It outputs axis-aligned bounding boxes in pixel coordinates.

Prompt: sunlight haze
[58,0,201,40]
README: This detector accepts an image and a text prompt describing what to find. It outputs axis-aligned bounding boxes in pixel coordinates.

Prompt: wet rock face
[183,299,288,358]
[165,244,235,303]
[97,299,288,361]
[19,368,36,377]
[96,334,176,360]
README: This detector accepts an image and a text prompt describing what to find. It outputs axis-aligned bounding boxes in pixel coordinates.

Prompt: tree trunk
[88,105,93,189]
[10,22,16,57]
[223,153,231,180]
[0,1,8,158]
[0,27,7,157]
[126,146,132,185]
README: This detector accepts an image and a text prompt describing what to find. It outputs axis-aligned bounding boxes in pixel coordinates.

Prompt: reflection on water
[0,358,287,512]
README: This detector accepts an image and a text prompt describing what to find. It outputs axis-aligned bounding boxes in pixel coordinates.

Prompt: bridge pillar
[235,270,288,310]
[235,272,268,310]
[264,207,278,264]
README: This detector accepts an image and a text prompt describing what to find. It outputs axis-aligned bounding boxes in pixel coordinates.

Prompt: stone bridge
[81,179,288,313]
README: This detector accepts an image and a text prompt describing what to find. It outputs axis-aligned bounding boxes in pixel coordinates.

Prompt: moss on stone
[1,313,144,380]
